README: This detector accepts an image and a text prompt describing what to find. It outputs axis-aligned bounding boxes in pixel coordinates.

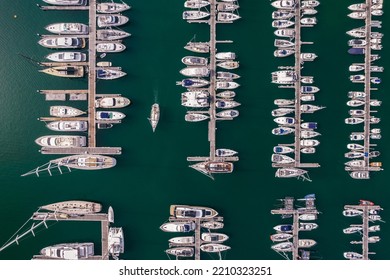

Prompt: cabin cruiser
[274,49,294,57]
[347,99,365,107]
[217,91,236,99]
[200,244,231,253]
[343,209,363,217]
[345,117,364,124]
[216,99,241,109]
[217,2,239,11]
[298,239,317,248]
[96,111,126,120]
[180,67,210,77]
[274,28,295,38]
[301,17,317,25]
[270,233,293,242]
[95,97,131,108]
[344,252,363,260]
[301,147,315,154]
[96,42,126,53]
[184,42,209,53]
[97,15,129,28]
[300,53,317,61]
[217,60,239,69]
[271,0,296,9]
[302,0,320,8]
[300,139,320,147]
[160,222,196,232]
[272,10,295,20]
[274,116,295,126]
[271,154,295,164]
[189,161,234,174]
[217,71,240,80]
[169,236,195,245]
[170,205,218,218]
[301,104,325,113]
[272,20,294,28]
[299,222,318,231]
[216,52,236,60]
[181,56,208,66]
[348,39,366,47]
[349,64,364,72]
[301,130,320,139]
[271,108,295,116]
[301,86,319,93]
[216,81,239,89]
[274,39,295,48]
[301,122,317,129]
[35,135,86,147]
[271,242,293,252]
[39,243,94,260]
[274,99,294,106]
[347,143,364,150]
[43,0,87,5]
[97,2,131,13]
[40,66,84,78]
[272,127,294,135]
[45,23,88,35]
[215,148,238,157]
[301,94,315,101]
[345,152,364,159]
[302,8,317,15]
[348,3,366,11]
[46,52,86,62]
[38,36,85,49]
[50,106,85,117]
[46,121,87,132]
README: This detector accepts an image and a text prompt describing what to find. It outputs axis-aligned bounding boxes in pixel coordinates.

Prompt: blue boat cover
[100,112,110,119]
[348,48,364,55]
[281,225,292,231]
[183,79,194,86]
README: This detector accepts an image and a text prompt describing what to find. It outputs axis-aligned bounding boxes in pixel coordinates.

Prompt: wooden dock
[344,204,382,260]
[32,211,110,260]
[39,4,89,11]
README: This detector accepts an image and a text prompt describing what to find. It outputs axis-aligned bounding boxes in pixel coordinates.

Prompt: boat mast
[0,217,48,252]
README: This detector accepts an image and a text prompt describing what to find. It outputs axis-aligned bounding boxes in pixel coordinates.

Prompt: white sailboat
[148,103,160,132]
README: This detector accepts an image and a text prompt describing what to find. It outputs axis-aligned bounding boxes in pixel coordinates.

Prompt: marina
[271,0,322,182]
[161,205,228,260]
[23,1,131,176]
[344,0,384,179]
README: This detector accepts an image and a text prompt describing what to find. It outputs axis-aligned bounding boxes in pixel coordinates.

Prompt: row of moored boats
[342,200,382,260]
[344,0,383,179]
[271,0,323,181]
[160,205,230,258]
[179,0,241,175]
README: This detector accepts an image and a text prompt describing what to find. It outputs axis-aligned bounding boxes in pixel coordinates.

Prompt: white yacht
[97,15,129,28]
[347,143,364,150]
[42,0,87,5]
[272,10,295,20]
[271,154,295,164]
[46,52,86,62]
[301,17,317,25]
[148,103,160,132]
[301,104,325,113]
[46,121,88,132]
[217,3,239,11]
[51,155,117,170]
[35,135,86,147]
[184,42,209,53]
[217,71,240,80]
[216,52,236,60]
[181,56,208,66]
[217,12,241,22]
[41,200,102,214]
[45,23,88,35]
[96,42,126,53]
[275,168,308,178]
[50,106,85,117]
[96,111,126,120]
[38,36,85,49]
[216,90,236,99]
[299,222,318,231]
[274,99,294,106]
[272,70,296,84]
[201,233,229,243]
[271,0,296,9]
[343,209,363,217]
[301,130,321,139]
[216,109,239,118]
[97,69,127,80]
[272,20,295,28]
[178,78,209,88]
[349,64,364,72]
[299,214,317,221]
[271,242,293,252]
[97,2,131,13]
[298,239,317,248]
[95,97,131,108]
[160,222,196,232]
[270,233,293,242]
[216,99,241,109]
[345,160,365,168]
[345,118,364,125]
[348,12,366,19]
[97,30,131,41]
[344,252,363,260]
[39,243,94,260]
[271,107,295,116]
[180,67,210,77]
[300,53,317,61]
[185,113,209,122]
[274,28,295,38]
[217,60,239,69]
[200,243,231,253]
[169,236,194,245]
[182,11,210,20]
[300,139,320,147]
[347,99,365,107]
[166,247,194,257]
[181,91,209,107]
[274,49,295,57]
[216,81,240,89]
[215,148,238,157]
[273,145,294,154]
[301,147,316,154]
[348,3,366,11]
[108,227,124,257]
[272,126,294,135]
[274,39,295,48]
[273,116,295,126]
[302,0,320,8]
[184,0,210,9]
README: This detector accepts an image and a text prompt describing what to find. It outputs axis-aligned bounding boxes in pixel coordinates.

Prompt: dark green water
[0,0,389,260]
